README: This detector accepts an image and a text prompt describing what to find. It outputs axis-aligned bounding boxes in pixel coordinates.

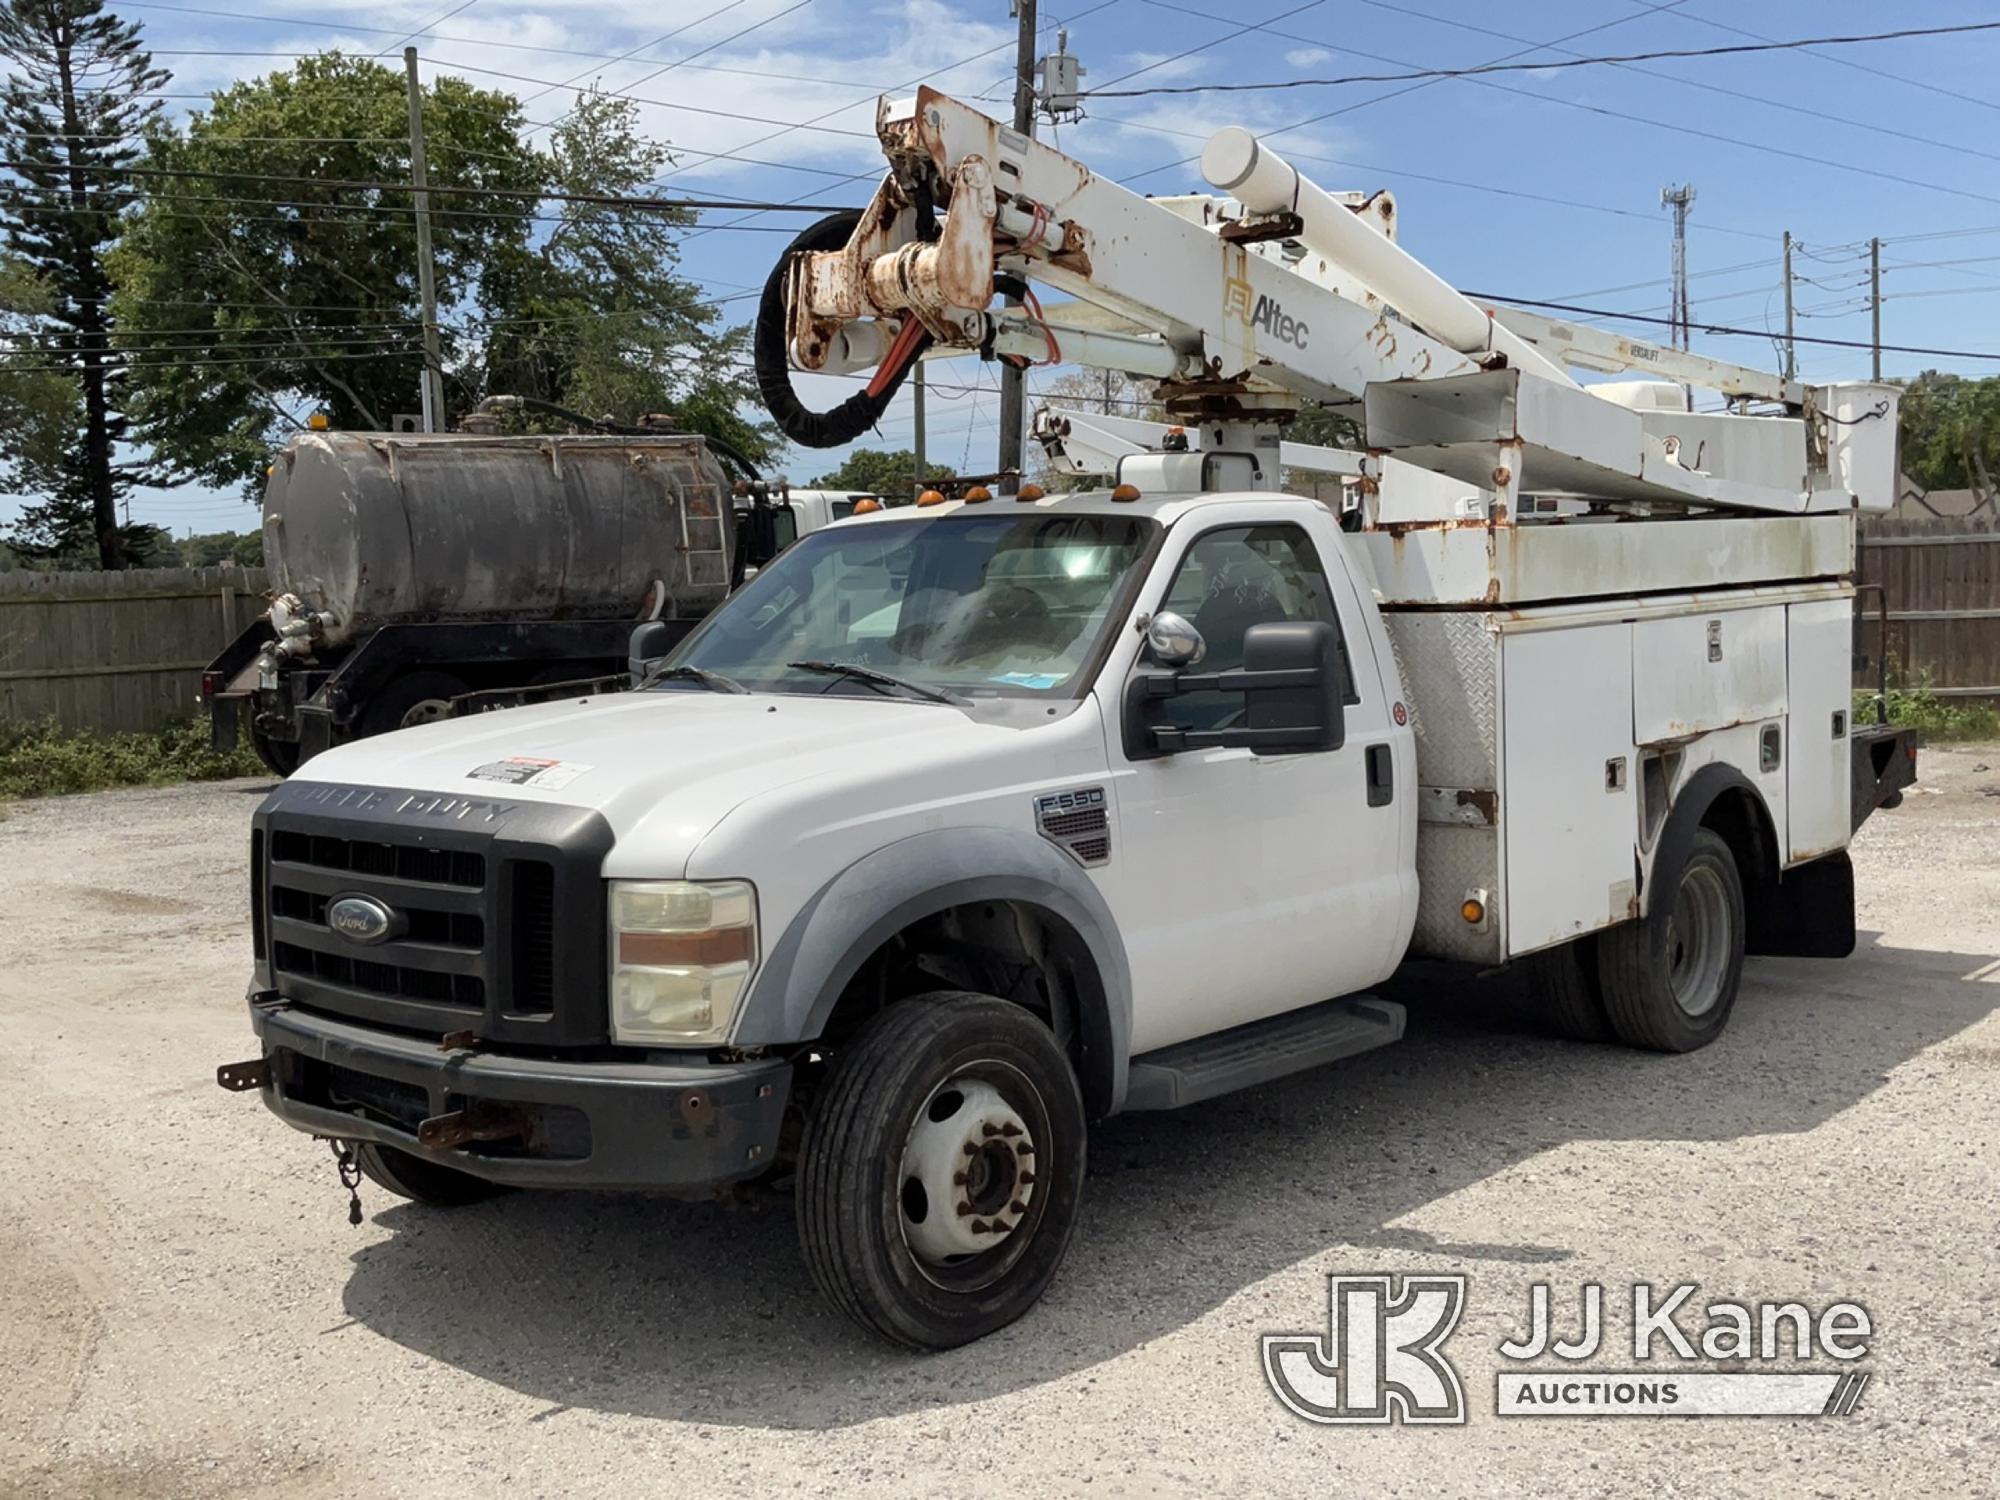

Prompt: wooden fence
[0,566,267,733]
[1856,516,2000,702]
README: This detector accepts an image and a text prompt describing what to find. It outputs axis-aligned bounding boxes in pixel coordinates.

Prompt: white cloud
[1284,47,1330,67]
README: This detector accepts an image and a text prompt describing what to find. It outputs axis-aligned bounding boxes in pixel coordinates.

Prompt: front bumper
[247,997,791,1195]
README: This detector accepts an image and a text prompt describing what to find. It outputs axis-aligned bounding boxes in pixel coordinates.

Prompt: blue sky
[15,0,2000,533]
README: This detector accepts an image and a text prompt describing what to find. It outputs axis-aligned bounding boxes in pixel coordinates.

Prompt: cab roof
[831,487,1332,528]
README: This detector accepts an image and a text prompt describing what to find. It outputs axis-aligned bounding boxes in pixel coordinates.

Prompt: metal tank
[262,431,734,650]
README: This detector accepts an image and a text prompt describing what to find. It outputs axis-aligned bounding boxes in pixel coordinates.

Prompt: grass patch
[1854,677,2000,742]
[0,717,266,800]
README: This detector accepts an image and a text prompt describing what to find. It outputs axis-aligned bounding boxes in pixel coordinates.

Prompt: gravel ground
[2,744,1997,1498]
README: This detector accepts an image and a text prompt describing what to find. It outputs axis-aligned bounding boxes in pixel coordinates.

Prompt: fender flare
[1646,761,1779,919]
[732,827,1135,1115]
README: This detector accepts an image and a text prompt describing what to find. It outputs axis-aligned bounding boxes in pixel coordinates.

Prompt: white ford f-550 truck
[220,89,1918,1348]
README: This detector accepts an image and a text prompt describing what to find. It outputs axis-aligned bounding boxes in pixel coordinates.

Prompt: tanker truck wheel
[359,670,469,736]
[249,729,301,777]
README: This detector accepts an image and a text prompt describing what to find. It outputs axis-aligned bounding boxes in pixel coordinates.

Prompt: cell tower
[1661,182,1696,351]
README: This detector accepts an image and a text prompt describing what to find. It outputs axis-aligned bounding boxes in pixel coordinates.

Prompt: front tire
[798,992,1087,1350]
[1598,828,1746,1052]
[352,1142,509,1206]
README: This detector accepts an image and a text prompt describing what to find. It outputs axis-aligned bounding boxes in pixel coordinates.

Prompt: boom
[760,86,1897,521]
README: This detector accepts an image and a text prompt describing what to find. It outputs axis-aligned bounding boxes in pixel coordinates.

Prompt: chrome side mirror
[1144,610,1206,668]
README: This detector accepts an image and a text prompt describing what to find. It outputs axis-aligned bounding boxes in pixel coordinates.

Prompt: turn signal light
[917,489,946,506]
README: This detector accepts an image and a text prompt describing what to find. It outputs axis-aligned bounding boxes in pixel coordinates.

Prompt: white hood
[293,689,1007,874]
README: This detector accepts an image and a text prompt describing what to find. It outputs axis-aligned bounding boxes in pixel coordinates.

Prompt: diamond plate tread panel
[1384,612,1500,788]
[1408,823,1503,963]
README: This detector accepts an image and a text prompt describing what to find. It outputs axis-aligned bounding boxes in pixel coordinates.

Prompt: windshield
[666,512,1158,700]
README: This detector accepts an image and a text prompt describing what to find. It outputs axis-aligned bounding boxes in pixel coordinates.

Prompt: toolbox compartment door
[1502,622,1639,954]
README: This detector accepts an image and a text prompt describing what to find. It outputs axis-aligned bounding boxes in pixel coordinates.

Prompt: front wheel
[798,992,1087,1349]
[1598,828,1746,1052]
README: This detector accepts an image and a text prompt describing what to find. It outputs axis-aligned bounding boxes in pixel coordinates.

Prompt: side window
[1153,523,1357,730]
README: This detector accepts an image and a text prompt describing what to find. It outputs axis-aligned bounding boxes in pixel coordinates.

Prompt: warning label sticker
[466,756,594,790]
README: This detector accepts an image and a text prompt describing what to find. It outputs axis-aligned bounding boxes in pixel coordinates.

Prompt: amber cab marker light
[852,497,881,513]
[1110,483,1142,502]
[917,488,946,506]
[1460,897,1486,924]
[1016,483,1046,501]
[963,485,992,503]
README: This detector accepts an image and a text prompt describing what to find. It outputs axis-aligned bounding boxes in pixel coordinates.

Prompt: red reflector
[200,671,224,701]
[618,928,752,967]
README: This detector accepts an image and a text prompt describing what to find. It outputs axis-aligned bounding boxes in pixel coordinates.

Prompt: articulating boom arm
[763,87,1895,517]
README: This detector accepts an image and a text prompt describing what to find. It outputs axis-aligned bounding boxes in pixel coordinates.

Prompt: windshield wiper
[786,660,965,706]
[644,663,749,695]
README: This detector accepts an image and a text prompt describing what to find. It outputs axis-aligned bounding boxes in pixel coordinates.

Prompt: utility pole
[1781,230,1796,383]
[912,362,927,500]
[404,47,446,433]
[1869,236,1883,381]
[997,0,1036,493]
[1660,182,1696,352]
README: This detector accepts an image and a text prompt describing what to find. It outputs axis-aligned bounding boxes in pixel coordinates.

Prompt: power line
[1462,292,2000,363]
[1082,20,2000,96]
[1343,0,2000,171]
[0,158,856,214]
[1649,3,2000,119]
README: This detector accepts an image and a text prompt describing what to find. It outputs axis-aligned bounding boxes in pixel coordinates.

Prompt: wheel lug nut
[970,1219,991,1234]
[963,1142,978,1156]
[1016,1143,1033,1156]
[1010,1198,1027,1214]
[1019,1171,1035,1184]
[999,1122,1022,1137]
[957,1202,974,1217]
[981,1123,1000,1137]
[952,1171,968,1186]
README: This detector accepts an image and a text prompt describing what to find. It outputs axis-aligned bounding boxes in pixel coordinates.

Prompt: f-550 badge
[1034,786,1111,868]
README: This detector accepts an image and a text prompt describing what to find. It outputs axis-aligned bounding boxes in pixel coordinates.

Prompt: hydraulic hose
[755,209,934,449]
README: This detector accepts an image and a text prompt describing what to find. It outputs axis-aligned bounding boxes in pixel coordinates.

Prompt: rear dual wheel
[1528,828,1747,1053]
[798,992,1086,1350]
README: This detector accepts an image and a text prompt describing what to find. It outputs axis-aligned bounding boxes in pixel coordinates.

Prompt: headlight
[608,879,758,1045]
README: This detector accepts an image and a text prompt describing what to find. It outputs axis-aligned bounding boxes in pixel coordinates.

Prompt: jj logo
[1263,1274,1467,1425]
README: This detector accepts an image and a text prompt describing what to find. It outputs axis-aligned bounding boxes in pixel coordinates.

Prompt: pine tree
[0,0,166,567]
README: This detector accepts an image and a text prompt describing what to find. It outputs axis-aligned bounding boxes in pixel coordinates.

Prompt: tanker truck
[200,430,748,775]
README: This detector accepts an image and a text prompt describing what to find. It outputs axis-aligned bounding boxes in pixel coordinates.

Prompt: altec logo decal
[1225,277,1309,349]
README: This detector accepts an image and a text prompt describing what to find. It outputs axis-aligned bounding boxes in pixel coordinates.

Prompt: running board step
[1122,994,1405,1112]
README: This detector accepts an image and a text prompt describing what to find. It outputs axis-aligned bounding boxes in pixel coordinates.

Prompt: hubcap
[399,698,452,729]
[1666,862,1732,1017]
[898,1073,1041,1283]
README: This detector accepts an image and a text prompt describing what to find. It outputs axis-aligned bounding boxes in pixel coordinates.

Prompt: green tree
[172,527,259,566]
[809,447,955,497]
[109,54,542,491]
[1898,371,2000,511]
[0,0,167,566]
[473,90,774,464]
[0,252,82,494]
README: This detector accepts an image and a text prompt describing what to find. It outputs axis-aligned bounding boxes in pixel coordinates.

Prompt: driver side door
[1102,508,1405,1055]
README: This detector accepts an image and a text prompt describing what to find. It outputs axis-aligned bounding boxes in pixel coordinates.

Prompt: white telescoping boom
[774,87,1898,530]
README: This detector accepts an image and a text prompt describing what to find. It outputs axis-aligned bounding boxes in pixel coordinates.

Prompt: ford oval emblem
[327,894,399,946]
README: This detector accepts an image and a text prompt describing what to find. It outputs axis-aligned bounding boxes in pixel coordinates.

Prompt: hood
[291,688,1006,873]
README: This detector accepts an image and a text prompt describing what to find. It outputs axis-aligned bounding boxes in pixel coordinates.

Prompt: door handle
[1365,743,1394,807]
